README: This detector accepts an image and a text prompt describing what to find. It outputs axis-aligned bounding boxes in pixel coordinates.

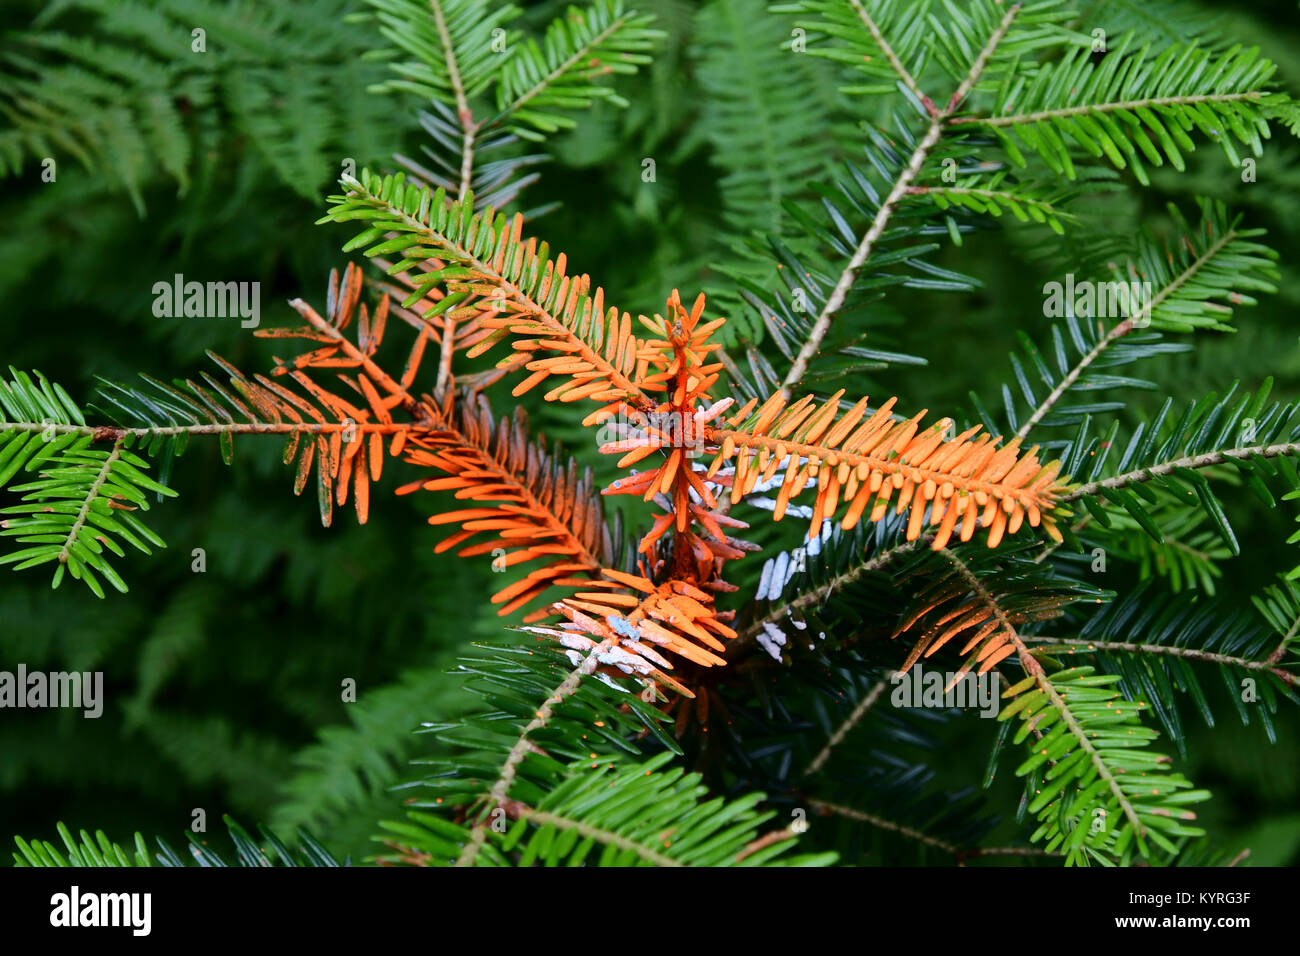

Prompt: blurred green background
[1,0,1298,864]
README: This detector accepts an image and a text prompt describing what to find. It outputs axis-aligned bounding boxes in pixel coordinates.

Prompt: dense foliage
[3,0,1300,867]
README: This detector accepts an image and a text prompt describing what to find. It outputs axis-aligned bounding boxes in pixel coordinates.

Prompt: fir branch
[324,172,657,415]
[732,536,930,658]
[711,387,1064,550]
[1018,635,1298,688]
[499,798,681,866]
[812,799,958,852]
[780,2,1023,397]
[13,817,341,868]
[946,39,1282,183]
[803,675,890,776]
[1016,319,1133,440]
[944,548,1146,840]
[490,0,661,141]
[844,0,927,105]
[905,183,1072,232]
[399,392,623,617]
[1016,215,1242,439]
[953,93,1265,129]
[426,0,478,199]
[777,118,942,397]
[810,800,1058,862]
[496,14,629,119]
[0,421,417,441]
[0,368,175,596]
[1063,442,1300,501]
[735,825,801,863]
[454,635,618,867]
[55,440,122,568]
[288,293,427,414]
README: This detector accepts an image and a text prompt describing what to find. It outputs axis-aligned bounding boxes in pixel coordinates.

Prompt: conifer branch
[494,13,632,121]
[944,39,1280,184]
[290,293,427,415]
[710,387,1063,549]
[499,799,681,866]
[1063,443,1300,501]
[326,174,657,415]
[425,0,474,402]
[732,536,930,659]
[0,421,418,440]
[812,800,959,852]
[455,635,618,867]
[779,120,942,398]
[1016,320,1133,440]
[950,92,1265,128]
[1016,221,1240,439]
[804,676,891,776]
[905,184,1071,222]
[780,2,1022,397]
[809,799,1058,862]
[735,825,800,863]
[423,0,477,198]
[943,549,1148,842]
[1268,610,1300,666]
[400,395,618,617]
[436,311,458,400]
[1018,636,1298,687]
[845,0,927,105]
[55,440,122,568]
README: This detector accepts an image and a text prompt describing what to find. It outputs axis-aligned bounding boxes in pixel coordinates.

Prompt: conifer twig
[56,441,122,567]
[1015,319,1132,440]
[780,3,1023,398]
[942,547,1147,840]
[735,825,799,863]
[730,536,932,659]
[1016,224,1240,440]
[455,636,618,867]
[1018,636,1298,687]
[488,12,633,125]
[808,800,1058,862]
[845,0,927,106]
[428,0,478,199]
[427,0,474,397]
[0,421,418,441]
[500,800,681,866]
[1063,442,1300,501]
[804,676,891,776]
[949,92,1266,128]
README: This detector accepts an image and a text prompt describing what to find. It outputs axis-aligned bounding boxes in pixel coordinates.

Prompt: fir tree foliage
[6,0,1300,869]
